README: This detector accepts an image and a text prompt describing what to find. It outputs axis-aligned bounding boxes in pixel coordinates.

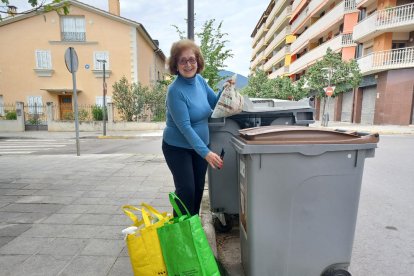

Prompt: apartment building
[251,0,414,125]
[0,0,166,120]
[250,0,295,78]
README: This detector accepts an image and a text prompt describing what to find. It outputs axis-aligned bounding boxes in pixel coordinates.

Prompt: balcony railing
[341,33,356,46]
[61,32,86,42]
[264,26,291,58]
[266,0,288,28]
[251,52,265,71]
[357,47,414,74]
[266,5,292,43]
[353,3,414,42]
[252,37,266,57]
[290,35,342,74]
[252,24,266,47]
[264,45,290,72]
[291,2,344,54]
[291,0,326,32]
[269,66,289,78]
[344,0,356,12]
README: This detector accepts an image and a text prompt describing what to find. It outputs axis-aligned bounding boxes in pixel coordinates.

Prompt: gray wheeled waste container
[230,126,379,276]
[208,97,314,232]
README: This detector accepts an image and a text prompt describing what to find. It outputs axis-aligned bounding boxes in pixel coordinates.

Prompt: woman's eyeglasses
[178,57,197,65]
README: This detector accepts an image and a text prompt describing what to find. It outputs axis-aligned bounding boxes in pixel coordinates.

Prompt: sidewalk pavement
[0,122,412,275]
[0,152,174,275]
[1,120,413,141]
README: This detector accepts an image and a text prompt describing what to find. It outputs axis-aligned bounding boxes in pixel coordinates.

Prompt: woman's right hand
[205,151,223,169]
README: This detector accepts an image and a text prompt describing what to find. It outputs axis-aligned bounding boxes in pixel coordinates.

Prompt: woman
[162,39,225,216]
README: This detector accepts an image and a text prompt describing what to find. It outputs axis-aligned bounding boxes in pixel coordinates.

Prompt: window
[35,50,52,69]
[61,16,86,41]
[27,96,43,114]
[95,96,112,107]
[94,51,109,70]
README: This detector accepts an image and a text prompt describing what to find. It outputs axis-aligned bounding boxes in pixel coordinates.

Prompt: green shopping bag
[157,193,220,276]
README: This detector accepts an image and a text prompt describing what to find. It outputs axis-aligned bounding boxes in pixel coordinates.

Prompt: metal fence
[50,103,166,122]
[113,103,166,122]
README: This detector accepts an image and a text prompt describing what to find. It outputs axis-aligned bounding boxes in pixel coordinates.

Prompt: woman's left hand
[205,151,223,169]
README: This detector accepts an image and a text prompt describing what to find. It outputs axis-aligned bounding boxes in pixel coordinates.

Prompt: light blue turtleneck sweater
[163,74,222,158]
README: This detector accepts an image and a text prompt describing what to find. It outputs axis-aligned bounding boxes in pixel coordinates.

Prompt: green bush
[5,111,17,120]
[92,105,105,121]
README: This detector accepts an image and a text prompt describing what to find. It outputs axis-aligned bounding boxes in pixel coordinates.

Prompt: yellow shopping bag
[122,204,172,276]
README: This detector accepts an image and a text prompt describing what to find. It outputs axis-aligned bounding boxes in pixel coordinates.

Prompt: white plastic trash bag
[211,75,244,118]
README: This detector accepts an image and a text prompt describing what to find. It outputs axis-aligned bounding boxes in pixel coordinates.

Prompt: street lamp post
[97,59,107,136]
[187,0,194,40]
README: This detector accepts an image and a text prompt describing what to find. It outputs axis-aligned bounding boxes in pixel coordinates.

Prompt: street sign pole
[102,62,106,136]
[188,0,194,40]
[65,47,80,156]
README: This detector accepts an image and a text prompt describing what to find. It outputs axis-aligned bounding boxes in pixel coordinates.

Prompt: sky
[13,0,270,77]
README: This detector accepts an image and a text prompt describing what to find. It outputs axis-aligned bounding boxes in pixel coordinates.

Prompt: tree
[173,19,233,89]
[242,70,308,101]
[0,0,69,19]
[241,70,274,98]
[304,48,362,122]
[304,48,362,97]
[112,77,147,121]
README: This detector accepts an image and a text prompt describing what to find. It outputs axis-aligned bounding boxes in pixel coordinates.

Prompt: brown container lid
[238,126,379,145]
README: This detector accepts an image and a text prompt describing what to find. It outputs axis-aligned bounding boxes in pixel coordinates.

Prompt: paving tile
[1,203,64,213]
[0,195,22,203]
[0,236,55,254]
[4,212,49,224]
[107,257,133,276]
[59,256,117,276]
[12,254,72,276]
[3,189,37,196]
[80,239,124,256]
[38,238,88,255]
[0,236,15,247]
[73,197,119,205]
[0,255,31,275]
[15,196,76,205]
[0,223,32,237]
[107,214,131,226]
[56,204,90,214]
[41,213,81,224]
[73,214,111,225]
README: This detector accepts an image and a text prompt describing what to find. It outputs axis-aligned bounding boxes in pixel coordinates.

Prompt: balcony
[264,26,291,58]
[291,0,327,32]
[252,37,267,57]
[291,2,344,55]
[251,52,265,71]
[344,0,356,12]
[290,35,342,74]
[265,5,292,43]
[269,66,290,78]
[353,3,414,42]
[266,0,288,28]
[342,33,356,46]
[252,24,267,47]
[357,47,414,75]
[61,32,86,42]
[264,45,290,72]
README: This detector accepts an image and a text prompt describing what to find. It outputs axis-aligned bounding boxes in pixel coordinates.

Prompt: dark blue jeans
[162,140,208,216]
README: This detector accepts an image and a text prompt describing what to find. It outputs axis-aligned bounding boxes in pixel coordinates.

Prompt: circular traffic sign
[325,86,334,97]
[65,47,79,73]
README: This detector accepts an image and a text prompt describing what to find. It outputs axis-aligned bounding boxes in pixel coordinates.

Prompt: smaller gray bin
[208,97,315,230]
[230,126,379,276]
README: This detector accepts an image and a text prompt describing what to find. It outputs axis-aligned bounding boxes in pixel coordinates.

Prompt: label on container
[240,156,247,237]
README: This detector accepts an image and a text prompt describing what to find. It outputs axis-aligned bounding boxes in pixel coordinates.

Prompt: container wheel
[213,213,232,233]
[322,269,352,276]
